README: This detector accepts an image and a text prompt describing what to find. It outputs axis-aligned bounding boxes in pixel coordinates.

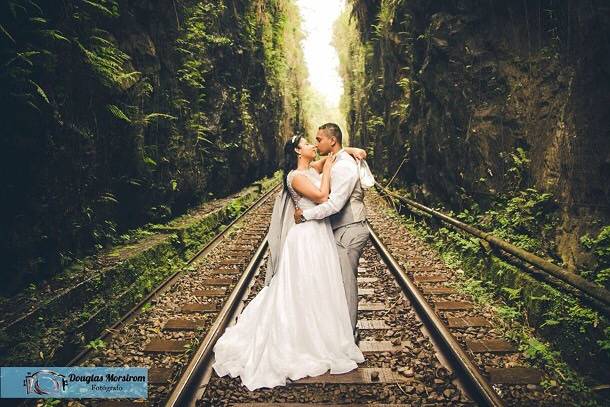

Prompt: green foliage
[520,337,558,366]
[76,35,139,89]
[85,338,106,351]
[107,104,131,123]
[386,189,610,388]
[176,2,231,90]
[599,327,610,352]
[41,399,61,407]
[80,0,119,17]
[580,226,610,287]
[506,146,531,190]
[1,0,306,295]
[371,0,398,39]
[396,205,602,398]
[226,199,245,218]
[478,187,558,255]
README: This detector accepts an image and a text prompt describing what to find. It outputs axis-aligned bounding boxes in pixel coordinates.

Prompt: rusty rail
[375,182,610,311]
[164,236,269,407]
[369,226,505,407]
[67,182,282,367]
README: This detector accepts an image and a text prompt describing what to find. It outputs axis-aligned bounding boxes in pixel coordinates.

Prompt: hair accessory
[291,135,298,143]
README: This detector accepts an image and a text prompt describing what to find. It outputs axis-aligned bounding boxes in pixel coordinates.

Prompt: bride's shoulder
[305,166,320,176]
[286,169,304,184]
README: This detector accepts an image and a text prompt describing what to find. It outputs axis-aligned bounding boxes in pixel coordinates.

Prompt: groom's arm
[302,161,358,221]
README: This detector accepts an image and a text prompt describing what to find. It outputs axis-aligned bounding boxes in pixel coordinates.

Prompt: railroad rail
[41,182,282,407]
[173,219,504,406]
[68,182,282,368]
[29,182,584,406]
[374,182,610,316]
[164,190,580,406]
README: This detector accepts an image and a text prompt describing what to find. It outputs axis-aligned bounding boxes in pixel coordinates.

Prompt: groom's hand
[294,207,303,224]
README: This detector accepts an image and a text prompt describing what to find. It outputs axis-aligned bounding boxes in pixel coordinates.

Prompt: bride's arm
[309,156,328,174]
[345,147,367,160]
[292,156,334,204]
[310,147,367,174]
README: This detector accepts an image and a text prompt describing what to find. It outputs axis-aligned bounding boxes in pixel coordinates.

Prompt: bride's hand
[344,146,367,161]
[323,152,336,172]
[352,148,367,161]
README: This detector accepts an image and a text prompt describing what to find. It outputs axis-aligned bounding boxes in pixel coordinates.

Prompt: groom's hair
[319,123,342,146]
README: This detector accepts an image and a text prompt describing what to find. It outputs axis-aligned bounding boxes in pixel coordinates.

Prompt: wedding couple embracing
[212,122,375,391]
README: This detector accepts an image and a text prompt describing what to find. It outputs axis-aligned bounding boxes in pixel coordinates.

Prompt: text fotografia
[1,367,148,398]
[69,373,146,384]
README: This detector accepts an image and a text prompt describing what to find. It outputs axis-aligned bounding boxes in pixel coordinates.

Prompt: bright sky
[296,0,346,108]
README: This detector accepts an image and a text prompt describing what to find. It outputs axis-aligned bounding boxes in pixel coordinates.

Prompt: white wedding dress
[212,167,365,391]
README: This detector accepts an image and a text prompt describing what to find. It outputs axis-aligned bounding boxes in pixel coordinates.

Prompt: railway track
[51,186,582,406]
[173,192,582,406]
[54,183,281,407]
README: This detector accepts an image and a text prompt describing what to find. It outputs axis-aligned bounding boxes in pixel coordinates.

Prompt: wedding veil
[264,187,296,286]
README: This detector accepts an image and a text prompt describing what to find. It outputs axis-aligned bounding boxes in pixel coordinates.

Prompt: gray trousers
[333,221,370,334]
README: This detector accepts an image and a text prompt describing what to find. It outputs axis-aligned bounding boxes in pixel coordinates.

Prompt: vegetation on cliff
[337,0,610,384]
[0,0,308,294]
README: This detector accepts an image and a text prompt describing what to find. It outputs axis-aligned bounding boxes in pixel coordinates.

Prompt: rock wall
[0,0,307,294]
[340,0,610,273]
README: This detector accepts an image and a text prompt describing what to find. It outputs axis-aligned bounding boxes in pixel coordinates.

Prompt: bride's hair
[282,134,303,191]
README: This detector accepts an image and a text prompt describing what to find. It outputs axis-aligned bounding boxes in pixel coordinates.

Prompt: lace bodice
[286,167,322,210]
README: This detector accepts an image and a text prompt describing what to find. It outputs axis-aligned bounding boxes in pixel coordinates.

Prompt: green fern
[80,0,119,17]
[107,104,131,123]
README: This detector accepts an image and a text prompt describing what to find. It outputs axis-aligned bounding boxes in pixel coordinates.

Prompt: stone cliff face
[0,0,307,293]
[342,0,610,272]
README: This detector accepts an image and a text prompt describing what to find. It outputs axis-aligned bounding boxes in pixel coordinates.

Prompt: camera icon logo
[23,370,68,395]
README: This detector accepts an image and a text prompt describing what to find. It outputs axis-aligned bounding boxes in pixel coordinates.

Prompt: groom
[294,123,370,344]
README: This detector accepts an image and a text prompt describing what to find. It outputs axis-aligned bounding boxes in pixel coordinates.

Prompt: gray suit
[302,150,370,335]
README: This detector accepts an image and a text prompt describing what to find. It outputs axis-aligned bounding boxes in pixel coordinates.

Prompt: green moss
[580,226,610,288]
[380,188,610,389]
[0,174,280,366]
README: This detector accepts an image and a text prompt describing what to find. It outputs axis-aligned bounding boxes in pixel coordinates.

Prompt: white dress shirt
[302,149,359,221]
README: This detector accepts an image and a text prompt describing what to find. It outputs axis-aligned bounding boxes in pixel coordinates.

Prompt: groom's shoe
[353,327,361,345]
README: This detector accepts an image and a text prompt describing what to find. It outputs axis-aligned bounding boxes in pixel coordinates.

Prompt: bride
[211,134,366,391]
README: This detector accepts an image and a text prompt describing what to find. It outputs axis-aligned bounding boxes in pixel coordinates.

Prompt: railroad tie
[422,287,456,295]
[209,267,242,275]
[227,247,253,253]
[405,265,437,273]
[486,367,544,384]
[357,277,379,283]
[292,367,410,384]
[218,259,245,266]
[143,338,188,353]
[181,303,218,313]
[433,301,475,311]
[359,340,404,353]
[149,367,173,384]
[241,232,263,238]
[358,288,375,296]
[466,339,517,354]
[358,302,385,311]
[163,318,205,331]
[446,316,491,328]
[99,401,143,406]
[192,288,226,297]
[201,278,233,286]
[357,319,390,330]
[413,274,448,283]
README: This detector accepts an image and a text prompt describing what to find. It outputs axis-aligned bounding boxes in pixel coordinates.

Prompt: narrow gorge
[1,0,610,404]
